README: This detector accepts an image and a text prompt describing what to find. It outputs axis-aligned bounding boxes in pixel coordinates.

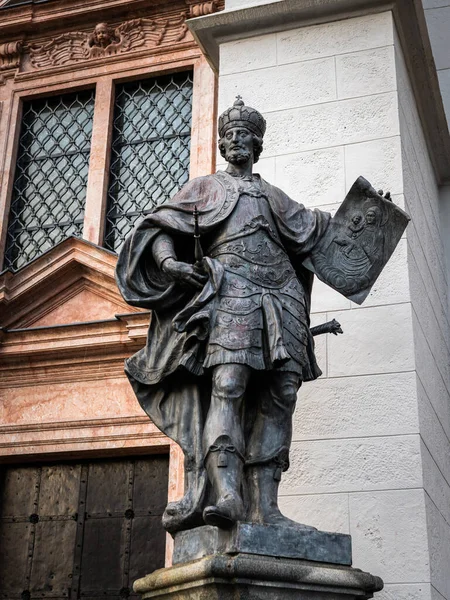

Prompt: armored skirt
[201,183,321,382]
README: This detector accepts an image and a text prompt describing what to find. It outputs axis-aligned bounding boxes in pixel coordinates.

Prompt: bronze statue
[116,97,409,535]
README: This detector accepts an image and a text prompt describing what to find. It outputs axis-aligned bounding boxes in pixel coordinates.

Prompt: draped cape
[115,171,330,531]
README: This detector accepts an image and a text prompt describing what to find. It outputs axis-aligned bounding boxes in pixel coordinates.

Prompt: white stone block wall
[395,35,450,600]
[217,9,448,599]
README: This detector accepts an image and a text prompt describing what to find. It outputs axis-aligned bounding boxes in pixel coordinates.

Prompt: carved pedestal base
[172,523,352,566]
[133,553,383,600]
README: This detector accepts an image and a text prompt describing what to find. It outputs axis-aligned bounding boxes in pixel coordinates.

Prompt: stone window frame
[0,51,216,266]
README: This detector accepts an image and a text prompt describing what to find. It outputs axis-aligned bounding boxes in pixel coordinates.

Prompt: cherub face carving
[93,23,113,48]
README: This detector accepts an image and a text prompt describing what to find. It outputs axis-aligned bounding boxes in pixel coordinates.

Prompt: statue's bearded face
[221,126,254,165]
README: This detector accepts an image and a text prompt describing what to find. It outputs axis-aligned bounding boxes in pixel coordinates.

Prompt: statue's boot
[203,437,244,529]
[247,464,315,530]
[162,487,205,533]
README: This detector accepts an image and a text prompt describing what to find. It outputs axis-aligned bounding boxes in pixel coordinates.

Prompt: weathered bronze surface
[116,97,409,537]
[304,177,409,304]
[171,522,352,565]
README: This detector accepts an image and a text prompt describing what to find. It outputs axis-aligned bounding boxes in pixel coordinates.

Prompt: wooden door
[0,456,168,600]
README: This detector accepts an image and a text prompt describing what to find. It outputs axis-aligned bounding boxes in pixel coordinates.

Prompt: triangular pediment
[0,237,139,329]
[29,286,131,328]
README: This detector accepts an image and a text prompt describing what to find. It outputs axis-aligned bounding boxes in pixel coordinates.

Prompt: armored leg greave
[203,435,245,528]
[202,365,250,528]
[246,450,289,524]
[245,372,300,524]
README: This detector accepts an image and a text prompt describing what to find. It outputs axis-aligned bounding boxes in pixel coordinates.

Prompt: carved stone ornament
[0,40,23,71]
[186,0,219,17]
[26,15,188,69]
[0,40,22,84]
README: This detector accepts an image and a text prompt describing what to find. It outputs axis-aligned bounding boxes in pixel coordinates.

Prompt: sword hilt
[193,205,204,269]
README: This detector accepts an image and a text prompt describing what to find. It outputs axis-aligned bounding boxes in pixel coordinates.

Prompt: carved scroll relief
[186,0,219,17]
[27,15,188,69]
[0,40,22,84]
[0,41,23,71]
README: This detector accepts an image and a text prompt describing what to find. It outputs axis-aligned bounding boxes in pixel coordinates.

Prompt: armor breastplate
[210,227,295,288]
[206,180,281,248]
[206,186,295,289]
[210,222,285,266]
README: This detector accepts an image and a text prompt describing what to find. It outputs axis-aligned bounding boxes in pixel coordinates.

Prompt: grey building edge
[187,0,450,186]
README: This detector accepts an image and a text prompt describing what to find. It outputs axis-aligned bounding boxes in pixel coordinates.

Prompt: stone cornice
[0,312,150,386]
[0,414,168,460]
[0,415,149,435]
[0,0,223,40]
[188,0,450,184]
[0,312,149,359]
[0,0,170,38]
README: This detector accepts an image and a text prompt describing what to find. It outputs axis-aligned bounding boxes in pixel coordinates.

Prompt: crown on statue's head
[218,96,266,138]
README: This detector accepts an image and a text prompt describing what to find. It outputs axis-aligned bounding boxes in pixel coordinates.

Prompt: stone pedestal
[134,524,383,599]
[172,522,352,566]
[134,553,383,599]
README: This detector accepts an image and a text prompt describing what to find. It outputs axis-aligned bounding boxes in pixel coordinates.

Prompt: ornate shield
[304,176,410,305]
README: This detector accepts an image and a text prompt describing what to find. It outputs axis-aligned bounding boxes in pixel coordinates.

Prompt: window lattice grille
[4,90,95,272]
[104,71,193,253]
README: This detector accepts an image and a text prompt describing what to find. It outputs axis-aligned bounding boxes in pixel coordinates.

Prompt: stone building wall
[420,8,450,594]
[396,34,450,600]
[423,0,450,125]
[214,6,448,599]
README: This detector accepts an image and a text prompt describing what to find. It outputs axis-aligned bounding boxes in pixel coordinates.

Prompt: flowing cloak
[115,170,330,531]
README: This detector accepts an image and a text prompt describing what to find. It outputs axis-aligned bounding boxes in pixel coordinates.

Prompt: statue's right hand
[162,259,208,289]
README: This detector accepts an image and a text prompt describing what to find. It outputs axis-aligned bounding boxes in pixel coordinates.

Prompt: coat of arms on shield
[304,176,410,305]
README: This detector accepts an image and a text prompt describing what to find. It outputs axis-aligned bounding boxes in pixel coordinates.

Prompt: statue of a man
[116,97,406,534]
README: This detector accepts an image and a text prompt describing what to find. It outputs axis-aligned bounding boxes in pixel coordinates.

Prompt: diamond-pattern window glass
[104,71,193,253]
[3,90,95,272]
